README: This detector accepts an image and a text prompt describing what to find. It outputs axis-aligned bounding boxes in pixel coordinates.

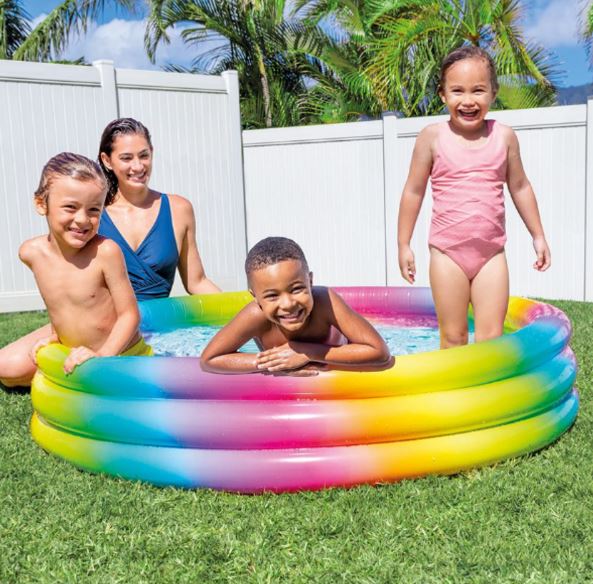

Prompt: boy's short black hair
[245,237,309,275]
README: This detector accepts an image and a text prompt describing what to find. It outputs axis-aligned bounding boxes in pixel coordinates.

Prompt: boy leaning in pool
[19,152,151,377]
[200,237,392,374]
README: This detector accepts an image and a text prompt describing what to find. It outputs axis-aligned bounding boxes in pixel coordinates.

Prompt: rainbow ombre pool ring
[30,287,578,493]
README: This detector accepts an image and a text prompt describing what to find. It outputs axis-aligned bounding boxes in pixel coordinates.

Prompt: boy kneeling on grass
[20,152,151,377]
[200,236,392,375]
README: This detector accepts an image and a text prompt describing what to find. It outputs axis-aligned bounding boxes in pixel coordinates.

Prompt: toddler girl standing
[397,46,551,348]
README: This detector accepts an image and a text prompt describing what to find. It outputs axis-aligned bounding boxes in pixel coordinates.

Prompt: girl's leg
[429,247,471,349]
[470,251,509,343]
[0,324,52,387]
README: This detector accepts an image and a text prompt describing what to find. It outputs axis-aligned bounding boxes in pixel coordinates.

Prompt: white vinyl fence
[0,58,591,312]
[0,59,246,312]
[244,104,589,301]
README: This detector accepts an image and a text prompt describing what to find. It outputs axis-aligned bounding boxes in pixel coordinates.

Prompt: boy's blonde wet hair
[35,152,109,206]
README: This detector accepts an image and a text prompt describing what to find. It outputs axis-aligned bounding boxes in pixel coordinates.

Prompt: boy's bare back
[20,235,138,352]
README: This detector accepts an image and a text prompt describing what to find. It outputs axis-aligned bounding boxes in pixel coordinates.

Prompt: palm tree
[365,0,559,115]
[145,0,324,128]
[1,0,134,62]
[0,0,31,59]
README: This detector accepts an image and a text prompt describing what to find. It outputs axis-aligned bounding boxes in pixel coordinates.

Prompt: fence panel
[0,61,245,312]
[243,122,386,286]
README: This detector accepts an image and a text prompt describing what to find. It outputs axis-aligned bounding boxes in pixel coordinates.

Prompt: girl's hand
[533,237,551,271]
[30,336,58,364]
[64,346,98,374]
[256,344,310,372]
[398,245,416,284]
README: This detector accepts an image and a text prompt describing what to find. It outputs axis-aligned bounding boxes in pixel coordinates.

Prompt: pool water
[145,316,475,357]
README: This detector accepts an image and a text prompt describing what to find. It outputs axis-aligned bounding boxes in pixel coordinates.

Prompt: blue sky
[23,0,593,87]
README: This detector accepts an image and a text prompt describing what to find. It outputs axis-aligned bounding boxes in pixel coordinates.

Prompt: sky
[22,0,593,87]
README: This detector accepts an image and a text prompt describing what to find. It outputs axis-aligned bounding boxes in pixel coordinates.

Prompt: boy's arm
[200,303,268,374]
[95,239,141,357]
[397,126,434,283]
[173,196,221,294]
[505,129,551,271]
[257,290,392,372]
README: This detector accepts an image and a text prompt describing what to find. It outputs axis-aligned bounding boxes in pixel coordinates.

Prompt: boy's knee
[440,328,468,348]
[0,353,35,386]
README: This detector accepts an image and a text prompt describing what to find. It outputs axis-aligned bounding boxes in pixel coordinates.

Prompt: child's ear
[34,197,47,216]
[308,271,313,286]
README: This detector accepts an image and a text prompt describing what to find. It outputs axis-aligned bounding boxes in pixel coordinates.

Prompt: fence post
[382,111,400,285]
[586,97,593,301]
[93,60,119,124]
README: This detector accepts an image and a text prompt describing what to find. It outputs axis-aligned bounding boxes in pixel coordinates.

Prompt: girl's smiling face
[439,57,496,137]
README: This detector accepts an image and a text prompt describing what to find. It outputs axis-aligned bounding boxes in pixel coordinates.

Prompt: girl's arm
[173,195,221,294]
[256,290,393,372]
[397,126,435,283]
[505,129,551,271]
[200,303,269,374]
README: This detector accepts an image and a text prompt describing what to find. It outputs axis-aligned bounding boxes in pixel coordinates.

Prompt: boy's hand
[398,245,416,284]
[64,346,98,374]
[256,343,310,372]
[30,336,58,364]
[533,236,551,271]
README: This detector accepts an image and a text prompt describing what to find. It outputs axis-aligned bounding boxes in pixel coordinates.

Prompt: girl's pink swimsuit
[429,119,507,280]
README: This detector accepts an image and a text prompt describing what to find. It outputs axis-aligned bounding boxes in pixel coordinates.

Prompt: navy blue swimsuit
[98,194,179,301]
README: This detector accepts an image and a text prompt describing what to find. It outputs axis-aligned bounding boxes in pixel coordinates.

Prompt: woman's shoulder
[165,193,196,223]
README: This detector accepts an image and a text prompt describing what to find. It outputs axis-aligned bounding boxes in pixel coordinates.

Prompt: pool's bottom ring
[31,389,578,493]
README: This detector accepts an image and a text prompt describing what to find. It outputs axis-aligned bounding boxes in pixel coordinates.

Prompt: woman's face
[101,133,153,195]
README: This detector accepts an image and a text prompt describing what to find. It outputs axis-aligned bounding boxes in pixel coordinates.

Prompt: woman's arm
[172,195,221,294]
[505,129,551,271]
[397,126,435,283]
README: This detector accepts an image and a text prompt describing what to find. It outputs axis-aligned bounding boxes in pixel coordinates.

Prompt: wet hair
[34,152,109,206]
[439,45,499,94]
[245,237,309,276]
[98,117,153,200]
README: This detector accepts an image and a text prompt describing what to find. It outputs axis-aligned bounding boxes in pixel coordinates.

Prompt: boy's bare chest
[34,255,107,309]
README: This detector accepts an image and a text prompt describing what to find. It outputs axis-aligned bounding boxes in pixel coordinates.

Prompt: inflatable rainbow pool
[31,287,578,493]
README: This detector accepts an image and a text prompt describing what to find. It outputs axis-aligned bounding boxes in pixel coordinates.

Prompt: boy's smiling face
[249,259,314,332]
[36,175,105,250]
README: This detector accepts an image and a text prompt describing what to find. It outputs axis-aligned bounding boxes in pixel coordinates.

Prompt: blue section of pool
[145,319,475,357]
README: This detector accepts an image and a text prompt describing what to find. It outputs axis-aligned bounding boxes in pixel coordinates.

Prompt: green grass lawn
[1,302,592,584]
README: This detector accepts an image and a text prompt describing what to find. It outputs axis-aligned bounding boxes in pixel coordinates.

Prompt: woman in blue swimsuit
[0,118,219,387]
[97,118,220,300]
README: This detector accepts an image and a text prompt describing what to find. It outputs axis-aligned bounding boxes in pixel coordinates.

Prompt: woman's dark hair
[439,45,499,94]
[98,118,153,201]
[35,152,108,205]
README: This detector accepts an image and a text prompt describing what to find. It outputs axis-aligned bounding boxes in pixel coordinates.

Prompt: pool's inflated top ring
[31,287,577,493]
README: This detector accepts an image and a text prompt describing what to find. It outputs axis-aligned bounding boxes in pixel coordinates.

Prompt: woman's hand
[533,236,551,271]
[64,346,98,374]
[256,343,310,372]
[398,245,416,284]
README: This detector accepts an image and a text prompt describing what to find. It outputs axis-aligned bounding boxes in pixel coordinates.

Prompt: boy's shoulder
[18,235,48,266]
[95,235,125,259]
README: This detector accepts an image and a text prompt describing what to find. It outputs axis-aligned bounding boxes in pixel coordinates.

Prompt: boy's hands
[533,236,551,271]
[64,346,98,374]
[256,343,310,372]
[398,245,416,284]
[30,335,58,364]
